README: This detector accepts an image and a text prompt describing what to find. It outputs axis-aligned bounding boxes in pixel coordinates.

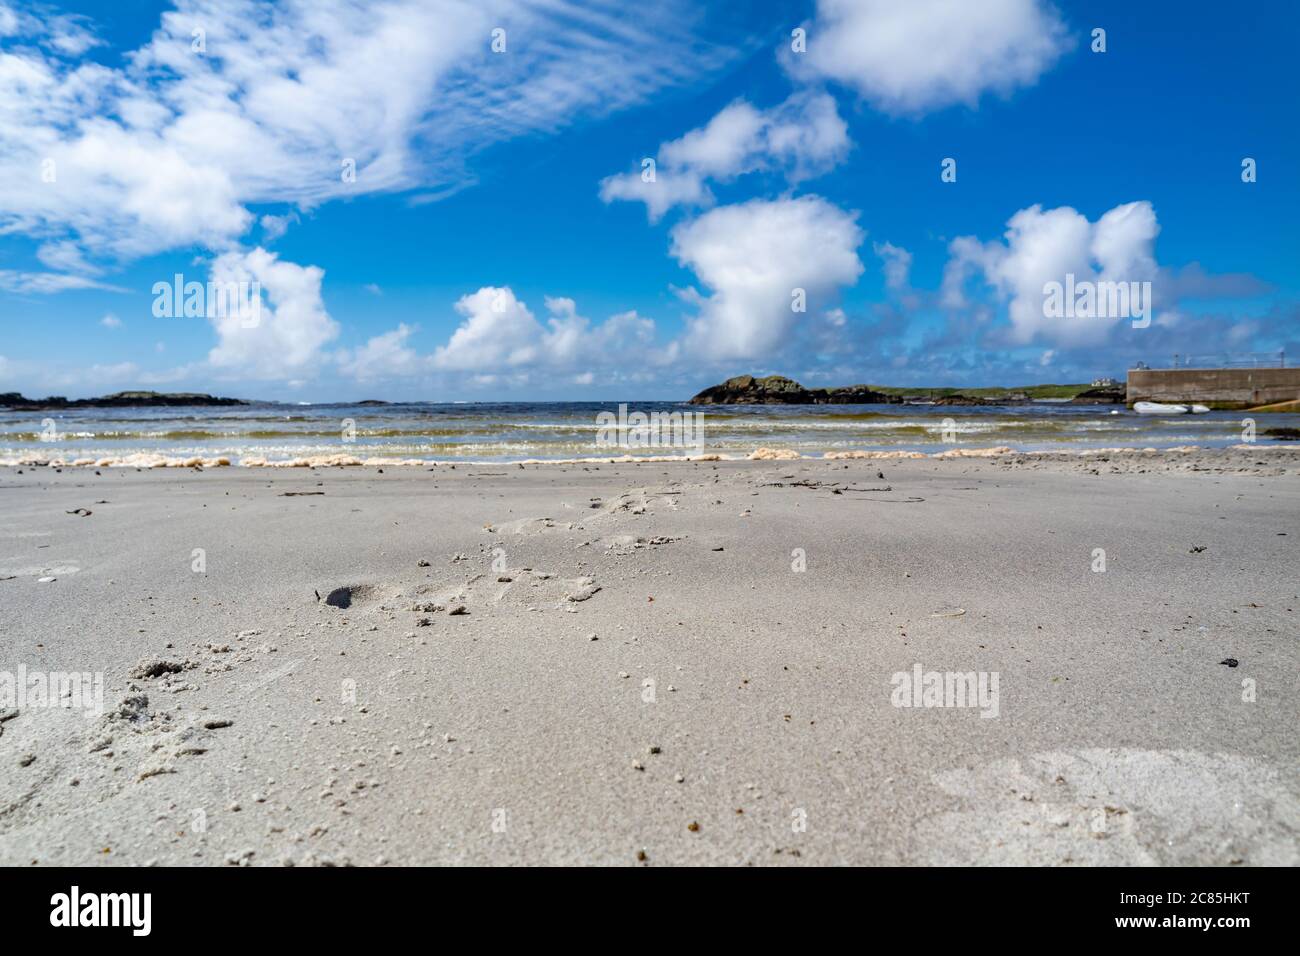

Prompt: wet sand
[1,448,1298,865]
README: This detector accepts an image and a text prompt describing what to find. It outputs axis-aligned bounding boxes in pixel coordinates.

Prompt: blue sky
[0,0,1296,401]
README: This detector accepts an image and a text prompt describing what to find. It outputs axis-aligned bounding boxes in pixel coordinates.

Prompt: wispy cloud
[0,0,740,269]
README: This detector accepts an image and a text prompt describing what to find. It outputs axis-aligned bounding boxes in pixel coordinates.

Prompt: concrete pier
[1127,367,1300,409]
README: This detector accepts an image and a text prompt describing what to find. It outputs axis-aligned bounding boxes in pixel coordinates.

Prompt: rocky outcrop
[1068,386,1126,404]
[688,375,898,405]
[0,391,249,410]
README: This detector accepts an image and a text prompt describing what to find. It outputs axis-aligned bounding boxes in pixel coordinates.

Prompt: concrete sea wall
[1127,368,1300,409]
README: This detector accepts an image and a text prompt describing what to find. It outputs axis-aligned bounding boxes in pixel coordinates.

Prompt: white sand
[1,448,1297,865]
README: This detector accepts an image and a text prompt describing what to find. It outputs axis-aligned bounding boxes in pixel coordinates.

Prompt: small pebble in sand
[647,745,661,755]
[448,605,468,616]
[587,633,598,641]
[687,821,700,832]
[675,773,685,783]
[631,760,644,771]
[19,754,35,767]
[38,577,56,583]
[636,849,648,862]
[228,802,242,812]
[417,559,431,567]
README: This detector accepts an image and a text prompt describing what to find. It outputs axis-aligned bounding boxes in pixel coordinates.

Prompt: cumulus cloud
[600,90,849,221]
[100,313,121,329]
[789,0,1070,114]
[669,196,865,360]
[432,288,546,370]
[206,248,340,378]
[336,323,421,382]
[941,200,1160,347]
[429,288,658,373]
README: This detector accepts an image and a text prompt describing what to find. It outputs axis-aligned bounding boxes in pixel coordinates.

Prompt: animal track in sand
[908,748,1300,866]
[403,568,601,616]
[0,689,235,835]
[596,534,684,556]
[483,516,571,535]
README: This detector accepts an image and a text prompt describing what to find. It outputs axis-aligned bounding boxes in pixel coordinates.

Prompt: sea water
[2,401,1295,465]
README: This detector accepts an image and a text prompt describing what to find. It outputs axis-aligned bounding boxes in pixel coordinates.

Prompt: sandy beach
[1,447,1296,866]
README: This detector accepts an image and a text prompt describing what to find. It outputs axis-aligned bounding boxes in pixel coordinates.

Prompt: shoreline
[3,443,1299,470]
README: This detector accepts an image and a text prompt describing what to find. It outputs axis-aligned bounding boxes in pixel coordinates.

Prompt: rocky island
[689,375,1125,406]
[688,375,899,405]
[0,390,249,410]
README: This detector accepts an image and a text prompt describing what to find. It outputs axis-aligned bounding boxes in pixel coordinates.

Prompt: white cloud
[942,200,1160,346]
[669,196,864,360]
[790,0,1070,114]
[600,90,849,221]
[430,288,658,373]
[337,323,421,381]
[0,270,118,293]
[260,213,297,242]
[433,287,544,370]
[0,0,737,271]
[0,1,100,56]
[206,247,340,378]
[100,313,121,328]
[874,241,913,291]
[599,170,712,223]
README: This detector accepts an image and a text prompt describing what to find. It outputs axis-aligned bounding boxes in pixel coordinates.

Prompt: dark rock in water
[1069,386,1126,404]
[325,587,353,609]
[689,375,806,404]
[689,375,897,406]
[1263,427,1300,440]
[0,390,248,410]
